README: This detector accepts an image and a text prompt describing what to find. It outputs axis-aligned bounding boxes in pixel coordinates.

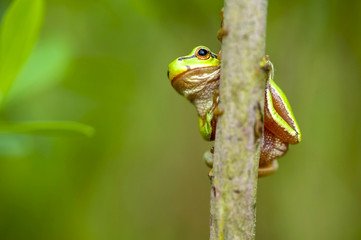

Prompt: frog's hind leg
[258,160,278,177]
[258,128,288,177]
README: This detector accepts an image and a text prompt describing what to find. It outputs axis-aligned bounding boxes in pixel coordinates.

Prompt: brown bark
[210,0,268,239]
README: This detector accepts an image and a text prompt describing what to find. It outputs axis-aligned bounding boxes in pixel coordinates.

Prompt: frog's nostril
[167,70,170,78]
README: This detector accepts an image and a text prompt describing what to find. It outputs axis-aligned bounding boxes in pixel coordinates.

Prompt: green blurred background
[0,0,360,239]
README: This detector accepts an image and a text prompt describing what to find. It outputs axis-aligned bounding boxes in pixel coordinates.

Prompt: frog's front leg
[202,90,223,179]
[198,89,223,141]
[217,8,228,43]
[216,8,227,60]
[211,89,223,117]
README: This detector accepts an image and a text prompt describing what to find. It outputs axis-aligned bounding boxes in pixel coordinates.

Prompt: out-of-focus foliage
[0,0,44,102]
[0,0,93,137]
[0,0,359,240]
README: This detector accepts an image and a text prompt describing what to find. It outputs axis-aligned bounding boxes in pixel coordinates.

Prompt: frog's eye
[196,48,211,60]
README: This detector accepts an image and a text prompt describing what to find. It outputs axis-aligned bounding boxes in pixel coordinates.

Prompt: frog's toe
[208,168,214,180]
[203,149,214,168]
[258,160,278,177]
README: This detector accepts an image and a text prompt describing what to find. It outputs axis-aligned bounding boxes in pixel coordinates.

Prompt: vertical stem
[210,0,268,239]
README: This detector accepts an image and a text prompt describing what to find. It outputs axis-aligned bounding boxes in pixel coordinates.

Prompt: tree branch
[210,0,268,239]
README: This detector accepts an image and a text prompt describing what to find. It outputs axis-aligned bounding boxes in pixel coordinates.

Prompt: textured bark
[210,0,268,239]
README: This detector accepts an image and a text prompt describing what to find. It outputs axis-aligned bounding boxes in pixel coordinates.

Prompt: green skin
[168,46,301,176]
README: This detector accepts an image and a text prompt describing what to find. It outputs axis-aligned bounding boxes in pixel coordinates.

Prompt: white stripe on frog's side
[269,80,302,142]
[266,88,297,137]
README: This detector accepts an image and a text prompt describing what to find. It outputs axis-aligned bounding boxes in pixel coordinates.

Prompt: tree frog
[167,46,301,177]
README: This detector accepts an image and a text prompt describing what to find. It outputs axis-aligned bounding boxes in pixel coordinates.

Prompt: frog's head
[168,46,220,82]
[167,46,221,99]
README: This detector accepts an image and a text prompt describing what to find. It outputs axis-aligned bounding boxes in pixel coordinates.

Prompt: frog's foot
[217,8,228,43]
[203,147,214,168]
[260,55,271,71]
[214,108,224,116]
[260,56,274,80]
[217,50,222,61]
[204,147,215,180]
[258,160,278,177]
[217,27,228,43]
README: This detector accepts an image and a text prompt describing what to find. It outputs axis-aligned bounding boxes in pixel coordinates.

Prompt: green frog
[167,46,301,177]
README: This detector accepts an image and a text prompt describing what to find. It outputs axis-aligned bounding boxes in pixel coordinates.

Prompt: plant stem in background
[210,0,268,239]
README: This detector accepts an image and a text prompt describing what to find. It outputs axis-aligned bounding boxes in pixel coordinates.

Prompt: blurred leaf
[0,0,44,105]
[0,121,95,137]
[7,35,72,103]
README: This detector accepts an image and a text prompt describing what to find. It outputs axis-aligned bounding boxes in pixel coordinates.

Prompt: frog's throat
[170,66,220,87]
[171,66,220,118]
